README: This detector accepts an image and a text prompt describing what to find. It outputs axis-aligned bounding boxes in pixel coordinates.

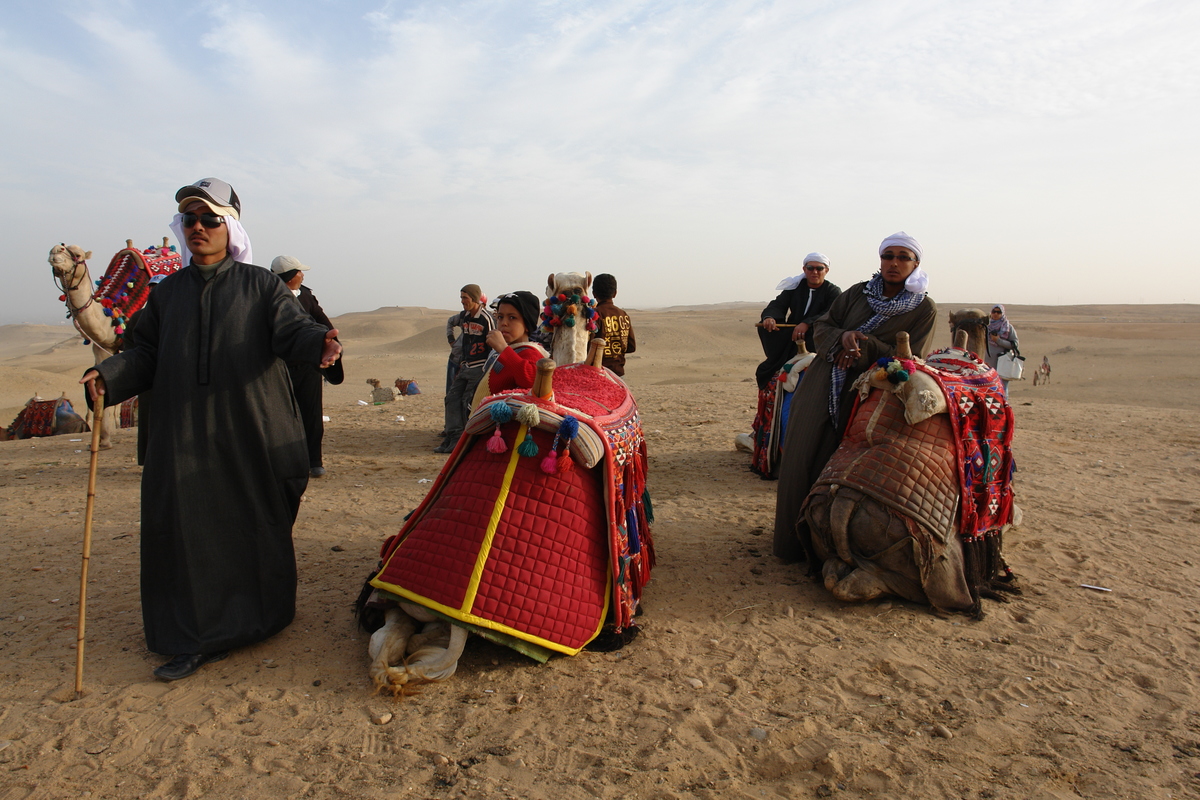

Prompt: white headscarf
[169,213,254,267]
[878,231,927,294]
[775,252,831,291]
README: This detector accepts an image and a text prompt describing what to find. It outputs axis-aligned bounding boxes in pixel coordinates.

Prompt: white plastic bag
[997,350,1024,381]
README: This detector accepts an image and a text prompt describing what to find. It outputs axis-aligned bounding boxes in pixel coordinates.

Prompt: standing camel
[48,240,180,447]
[49,244,120,447]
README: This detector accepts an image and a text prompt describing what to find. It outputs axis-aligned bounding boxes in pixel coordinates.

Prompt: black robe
[96,258,329,655]
[757,281,842,389]
[287,283,343,469]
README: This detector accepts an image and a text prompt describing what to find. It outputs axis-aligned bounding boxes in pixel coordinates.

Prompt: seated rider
[479,291,548,399]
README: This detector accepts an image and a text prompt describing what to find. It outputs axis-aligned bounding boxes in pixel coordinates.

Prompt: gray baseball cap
[175,178,241,219]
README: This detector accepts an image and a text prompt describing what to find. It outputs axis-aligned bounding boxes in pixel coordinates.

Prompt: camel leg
[368,607,419,694]
[831,568,890,603]
[403,623,469,683]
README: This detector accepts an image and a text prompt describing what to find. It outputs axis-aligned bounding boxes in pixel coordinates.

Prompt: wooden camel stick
[533,358,556,399]
[75,394,104,698]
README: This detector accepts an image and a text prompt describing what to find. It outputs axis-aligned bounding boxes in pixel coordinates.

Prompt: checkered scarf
[828,274,927,424]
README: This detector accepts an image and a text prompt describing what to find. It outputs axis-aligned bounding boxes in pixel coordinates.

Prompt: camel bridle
[52,245,117,357]
[52,245,96,316]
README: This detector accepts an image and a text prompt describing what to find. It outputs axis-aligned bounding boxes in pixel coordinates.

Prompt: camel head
[546,271,592,303]
[544,272,597,365]
[948,308,989,356]
[366,378,382,389]
[48,244,92,283]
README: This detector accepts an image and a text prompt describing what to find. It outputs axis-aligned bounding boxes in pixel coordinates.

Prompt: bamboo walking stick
[75,394,104,697]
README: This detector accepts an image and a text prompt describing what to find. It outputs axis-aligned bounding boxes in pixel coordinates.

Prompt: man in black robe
[81,178,342,681]
[757,253,841,389]
[271,255,344,478]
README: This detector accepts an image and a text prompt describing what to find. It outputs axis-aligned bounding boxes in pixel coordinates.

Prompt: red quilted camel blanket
[370,364,653,656]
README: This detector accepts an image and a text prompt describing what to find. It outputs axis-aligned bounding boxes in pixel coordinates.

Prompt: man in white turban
[757,252,842,389]
[772,232,937,561]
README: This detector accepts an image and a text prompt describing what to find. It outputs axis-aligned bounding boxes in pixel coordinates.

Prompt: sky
[3,0,1198,326]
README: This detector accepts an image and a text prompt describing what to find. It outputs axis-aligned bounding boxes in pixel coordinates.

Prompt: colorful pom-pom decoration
[489,402,514,424]
[515,403,540,428]
[540,454,558,474]
[486,427,507,454]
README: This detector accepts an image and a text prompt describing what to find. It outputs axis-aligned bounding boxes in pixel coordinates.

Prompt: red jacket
[486,342,547,393]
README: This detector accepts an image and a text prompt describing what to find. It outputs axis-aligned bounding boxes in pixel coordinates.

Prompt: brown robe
[772,281,937,560]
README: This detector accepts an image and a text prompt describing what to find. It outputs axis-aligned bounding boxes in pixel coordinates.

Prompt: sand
[1,302,1199,800]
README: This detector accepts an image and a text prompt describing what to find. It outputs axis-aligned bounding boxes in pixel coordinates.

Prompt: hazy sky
[3,0,1197,325]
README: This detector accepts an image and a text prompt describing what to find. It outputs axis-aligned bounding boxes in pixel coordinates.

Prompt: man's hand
[486,330,508,354]
[792,322,809,342]
[837,331,868,369]
[79,369,106,402]
[761,317,778,332]
[320,328,342,367]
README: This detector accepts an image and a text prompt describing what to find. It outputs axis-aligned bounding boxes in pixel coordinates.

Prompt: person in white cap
[757,252,841,389]
[772,232,936,562]
[272,255,344,477]
[80,178,342,682]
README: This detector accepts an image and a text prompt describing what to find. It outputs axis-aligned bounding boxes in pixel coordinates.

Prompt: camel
[2,394,88,441]
[49,244,119,446]
[801,309,1021,616]
[48,241,178,447]
[1033,356,1051,386]
[361,346,651,696]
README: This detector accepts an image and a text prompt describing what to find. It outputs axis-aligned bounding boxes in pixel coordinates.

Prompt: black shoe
[153,651,229,681]
[309,466,326,478]
[433,442,453,454]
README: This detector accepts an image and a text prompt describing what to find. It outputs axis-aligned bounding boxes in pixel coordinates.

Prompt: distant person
[436,284,495,453]
[593,273,636,377]
[984,304,1020,398]
[773,232,936,562]
[272,255,344,477]
[80,177,341,681]
[758,253,841,390]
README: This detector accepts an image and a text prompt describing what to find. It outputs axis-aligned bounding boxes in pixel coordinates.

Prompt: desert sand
[2,301,1199,800]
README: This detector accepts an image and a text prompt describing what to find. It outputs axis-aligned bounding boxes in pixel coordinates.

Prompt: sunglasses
[880,253,914,262]
[181,212,226,229]
[803,266,827,272]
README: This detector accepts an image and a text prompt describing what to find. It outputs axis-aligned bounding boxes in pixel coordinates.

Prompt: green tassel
[517,430,539,457]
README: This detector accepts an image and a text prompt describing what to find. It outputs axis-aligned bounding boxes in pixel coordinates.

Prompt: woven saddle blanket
[371,364,653,656]
[814,348,1016,541]
[7,397,84,439]
[89,244,182,349]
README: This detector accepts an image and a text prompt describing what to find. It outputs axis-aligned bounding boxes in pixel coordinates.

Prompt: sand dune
[1,301,1198,799]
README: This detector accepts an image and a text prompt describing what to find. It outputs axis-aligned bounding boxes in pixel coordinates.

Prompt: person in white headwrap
[80,178,342,682]
[757,252,842,389]
[771,232,937,561]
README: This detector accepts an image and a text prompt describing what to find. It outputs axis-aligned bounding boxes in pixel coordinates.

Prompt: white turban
[878,231,927,294]
[775,251,831,290]
[169,213,254,268]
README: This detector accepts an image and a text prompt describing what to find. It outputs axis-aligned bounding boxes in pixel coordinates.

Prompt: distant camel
[1033,356,1051,386]
[2,394,88,441]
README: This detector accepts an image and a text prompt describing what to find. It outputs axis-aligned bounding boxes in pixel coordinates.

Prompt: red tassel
[557,450,574,472]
